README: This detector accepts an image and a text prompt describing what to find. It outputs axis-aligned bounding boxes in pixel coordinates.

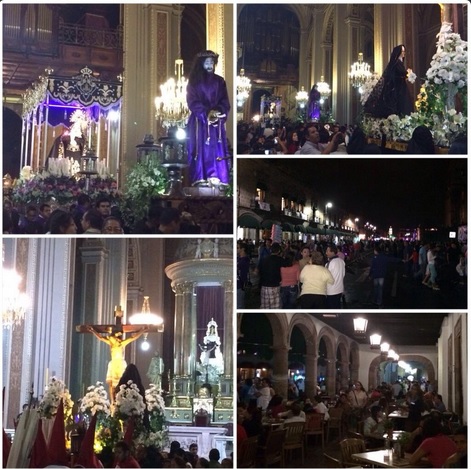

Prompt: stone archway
[288,314,318,397]
[336,335,350,392]
[317,326,336,396]
[368,354,436,388]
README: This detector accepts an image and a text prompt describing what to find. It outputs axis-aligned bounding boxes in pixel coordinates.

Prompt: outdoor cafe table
[382,431,407,441]
[388,410,409,419]
[352,450,432,468]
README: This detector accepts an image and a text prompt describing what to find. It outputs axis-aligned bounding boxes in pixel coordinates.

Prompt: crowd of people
[237,237,467,309]
[236,376,467,468]
[3,196,201,235]
[105,440,232,468]
[236,121,467,155]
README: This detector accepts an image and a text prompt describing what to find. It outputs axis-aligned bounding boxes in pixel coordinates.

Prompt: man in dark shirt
[259,242,285,309]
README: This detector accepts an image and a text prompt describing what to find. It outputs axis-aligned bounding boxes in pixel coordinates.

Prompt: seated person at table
[363,406,386,449]
[281,403,305,425]
[444,426,467,468]
[313,395,330,421]
[266,395,284,418]
[405,384,425,431]
[408,416,457,468]
[278,402,306,423]
[242,402,263,438]
[433,394,447,412]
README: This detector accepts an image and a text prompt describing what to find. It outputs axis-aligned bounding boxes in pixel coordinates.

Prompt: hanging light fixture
[129,296,164,331]
[348,52,372,89]
[316,76,331,104]
[236,68,252,107]
[154,59,190,130]
[369,333,382,349]
[295,86,309,109]
[154,7,189,130]
[353,317,368,338]
[2,261,28,328]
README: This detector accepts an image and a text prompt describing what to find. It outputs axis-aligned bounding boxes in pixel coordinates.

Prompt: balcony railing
[59,23,123,49]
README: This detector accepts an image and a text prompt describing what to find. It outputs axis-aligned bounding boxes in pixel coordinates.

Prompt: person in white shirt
[279,403,306,426]
[313,395,330,421]
[256,378,272,411]
[325,244,346,309]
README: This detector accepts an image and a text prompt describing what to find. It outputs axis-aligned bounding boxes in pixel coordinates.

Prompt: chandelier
[316,76,331,103]
[154,59,190,129]
[3,266,28,328]
[295,86,309,108]
[348,52,372,89]
[129,296,164,329]
[236,68,252,107]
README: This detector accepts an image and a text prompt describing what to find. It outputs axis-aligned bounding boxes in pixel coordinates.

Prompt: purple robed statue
[186,50,231,186]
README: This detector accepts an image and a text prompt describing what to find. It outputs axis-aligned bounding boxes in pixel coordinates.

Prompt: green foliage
[121,158,168,229]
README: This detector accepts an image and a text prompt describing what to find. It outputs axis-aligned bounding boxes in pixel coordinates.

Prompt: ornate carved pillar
[122,4,178,180]
[298,27,310,88]
[304,353,318,397]
[271,345,290,398]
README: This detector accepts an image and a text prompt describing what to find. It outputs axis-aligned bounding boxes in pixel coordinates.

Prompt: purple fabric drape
[196,286,225,346]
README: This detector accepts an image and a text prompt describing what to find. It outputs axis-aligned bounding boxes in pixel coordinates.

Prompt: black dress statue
[364,45,413,118]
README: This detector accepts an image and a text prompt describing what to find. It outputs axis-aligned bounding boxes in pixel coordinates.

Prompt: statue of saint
[198,318,224,375]
[147,352,165,390]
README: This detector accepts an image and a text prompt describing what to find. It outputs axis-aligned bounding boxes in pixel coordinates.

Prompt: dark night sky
[262,158,466,232]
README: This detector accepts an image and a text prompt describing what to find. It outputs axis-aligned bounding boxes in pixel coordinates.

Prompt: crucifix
[76,306,164,400]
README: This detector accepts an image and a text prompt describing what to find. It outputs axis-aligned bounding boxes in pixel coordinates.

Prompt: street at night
[237,158,467,310]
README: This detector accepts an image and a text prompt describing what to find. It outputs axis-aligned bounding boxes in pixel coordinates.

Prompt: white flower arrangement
[39,377,74,419]
[426,22,467,88]
[80,381,111,417]
[114,380,145,419]
[145,384,166,414]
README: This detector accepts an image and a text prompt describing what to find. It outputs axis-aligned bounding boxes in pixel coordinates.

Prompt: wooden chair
[257,428,286,467]
[327,407,344,442]
[237,436,259,468]
[339,438,366,468]
[304,412,324,449]
[282,421,305,466]
[323,452,343,468]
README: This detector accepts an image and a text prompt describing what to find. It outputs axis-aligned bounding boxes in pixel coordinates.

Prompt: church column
[76,240,110,394]
[332,8,355,124]
[339,359,350,390]
[223,280,233,378]
[206,4,233,155]
[271,345,290,398]
[304,352,318,398]
[172,281,194,379]
[122,4,177,182]
[298,27,310,88]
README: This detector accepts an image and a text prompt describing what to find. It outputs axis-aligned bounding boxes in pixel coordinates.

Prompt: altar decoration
[362,22,467,148]
[12,159,119,208]
[80,382,111,418]
[20,66,122,175]
[114,381,146,420]
[39,377,74,420]
[121,158,168,229]
[139,384,169,448]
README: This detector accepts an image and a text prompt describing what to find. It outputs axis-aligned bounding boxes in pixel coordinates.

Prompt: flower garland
[114,381,146,420]
[38,377,74,420]
[12,162,120,208]
[80,381,111,418]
